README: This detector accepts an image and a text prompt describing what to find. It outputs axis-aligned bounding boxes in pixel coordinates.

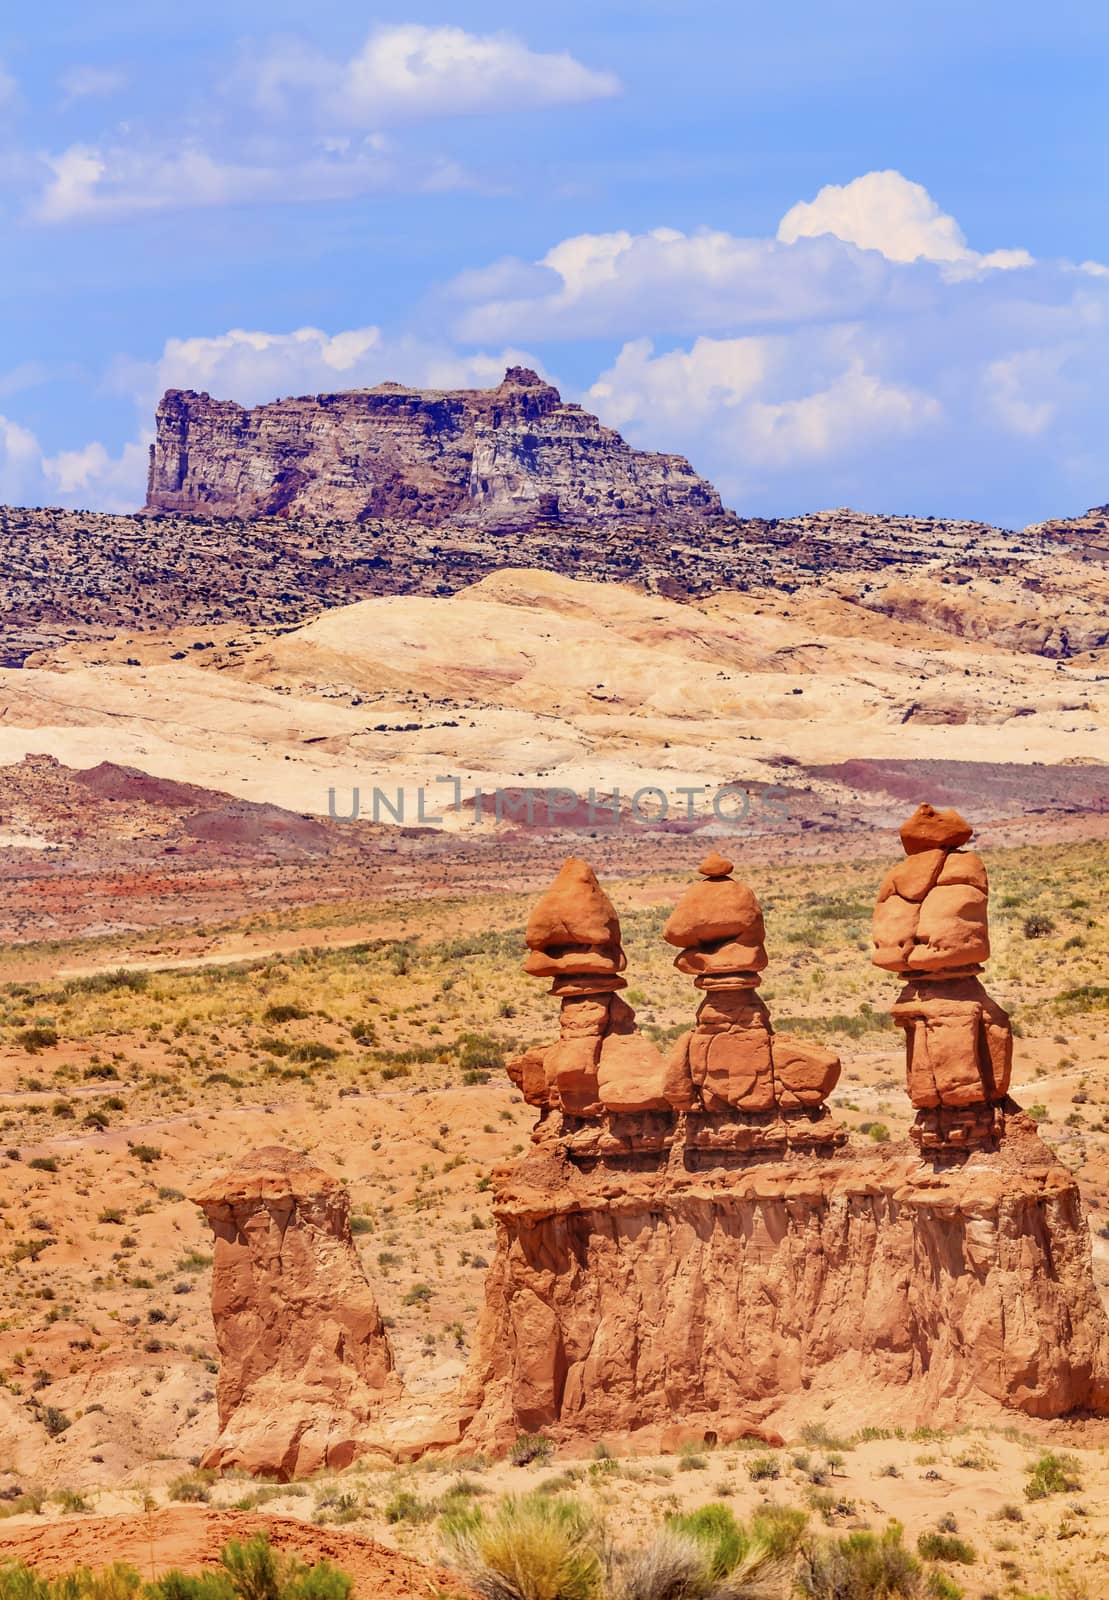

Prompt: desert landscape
[2,12,1109,1590]
[2,383,1109,1591]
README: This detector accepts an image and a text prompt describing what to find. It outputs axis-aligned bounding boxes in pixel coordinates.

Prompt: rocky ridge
[146,367,723,528]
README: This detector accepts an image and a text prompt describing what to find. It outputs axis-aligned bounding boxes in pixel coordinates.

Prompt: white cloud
[588,333,940,481]
[59,64,128,104]
[0,59,16,108]
[34,139,470,223]
[247,23,620,124]
[0,416,45,503]
[141,326,544,412]
[452,226,893,342]
[0,414,149,512]
[450,170,1040,343]
[777,170,1033,271]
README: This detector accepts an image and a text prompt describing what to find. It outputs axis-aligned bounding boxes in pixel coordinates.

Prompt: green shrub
[917,1532,976,1564]
[1025,1450,1082,1500]
[384,1491,434,1525]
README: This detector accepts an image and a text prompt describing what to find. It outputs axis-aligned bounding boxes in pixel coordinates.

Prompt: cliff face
[145,366,723,527]
[456,1111,1109,1453]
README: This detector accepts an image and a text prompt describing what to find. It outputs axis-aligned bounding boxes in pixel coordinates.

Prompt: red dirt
[0,1507,473,1598]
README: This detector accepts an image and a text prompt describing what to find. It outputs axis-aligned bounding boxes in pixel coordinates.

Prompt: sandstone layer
[191,1146,402,1477]
[457,1111,1109,1452]
[146,367,722,527]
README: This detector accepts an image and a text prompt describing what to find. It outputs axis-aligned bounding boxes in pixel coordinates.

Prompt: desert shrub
[745,1454,780,1482]
[348,1216,373,1235]
[1023,914,1056,939]
[150,1575,235,1600]
[612,1526,708,1600]
[28,1158,58,1174]
[442,1493,604,1600]
[384,1491,435,1526]
[666,1504,743,1582]
[1025,1451,1082,1500]
[53,1489,90,1514]
[288,1043,338,1064]
[509,1432,555,1467]
[168,1471,213,1504]
[403,1281,432,1305]
[664,1502,804,1588]
[261,1004,309,1024]
[799,1424,851,1451]
[176,1251,213,1272]
[796,1521,922,1599]
[18,1027,59,1053]
[924,1576,962,1600]
[916,1533,975,1564]
[41,1406,71,1437]
[215,1534,351,1600]
[128,1142,162,1164]
[66,970,148,996]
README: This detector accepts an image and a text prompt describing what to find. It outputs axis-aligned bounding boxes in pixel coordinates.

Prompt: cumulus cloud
[0,414,150,512]
[449,171,1041,343]
[452,226,900,342]
[34,139,470,223]
[777,170,1033,271]
[589,333,941,486]
[245,23,620,124]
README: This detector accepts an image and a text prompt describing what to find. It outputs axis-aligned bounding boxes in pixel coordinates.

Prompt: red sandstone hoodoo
[193,813,1109,1474]
[872,802,1014,1149]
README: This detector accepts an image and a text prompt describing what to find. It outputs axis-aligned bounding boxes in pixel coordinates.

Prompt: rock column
[872,804,1013,1149]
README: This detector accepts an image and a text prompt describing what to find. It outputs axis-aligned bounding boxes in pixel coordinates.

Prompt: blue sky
[1,1,1106,524]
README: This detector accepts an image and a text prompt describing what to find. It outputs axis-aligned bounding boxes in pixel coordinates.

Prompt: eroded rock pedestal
[457,1113,1109,1452]
[873,804,1014,1150]
[191,1146,403,1478]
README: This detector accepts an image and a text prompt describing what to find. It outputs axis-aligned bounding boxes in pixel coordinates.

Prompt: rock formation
[191,1146,402,1477]
[872,803,1014,1149]
[663,850,843,1152]
[193,839,1109,1471]
[145,367,723,528]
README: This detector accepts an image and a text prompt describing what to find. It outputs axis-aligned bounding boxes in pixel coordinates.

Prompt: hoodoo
[194,827,1109,1472]
[872,803,1014,1148]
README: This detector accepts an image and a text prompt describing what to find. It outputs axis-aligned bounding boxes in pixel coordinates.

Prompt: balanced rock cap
[698,849,734,879]
[664,858,766,952]
[899,803,973,855]
[525,857,621,951]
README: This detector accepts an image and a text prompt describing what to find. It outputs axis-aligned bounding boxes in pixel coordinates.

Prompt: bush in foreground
[443,1494,605,1600]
